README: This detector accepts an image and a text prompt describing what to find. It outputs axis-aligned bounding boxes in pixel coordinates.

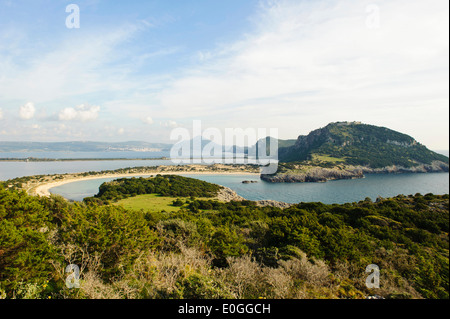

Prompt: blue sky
[0,0,448,149]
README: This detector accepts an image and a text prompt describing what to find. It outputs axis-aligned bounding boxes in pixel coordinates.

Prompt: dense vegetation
[84,175,222,204]
[0,175,448,299]
[279,122,449,168]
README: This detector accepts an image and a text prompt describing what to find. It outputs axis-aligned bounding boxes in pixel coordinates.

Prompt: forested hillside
[0,177,448,299]
[279,122,449,168]
[84,175,222,204]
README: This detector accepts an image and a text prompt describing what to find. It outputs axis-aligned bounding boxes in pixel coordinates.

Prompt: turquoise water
[1,152,448,204]
[50,172,449,204]
[49,175,154,202]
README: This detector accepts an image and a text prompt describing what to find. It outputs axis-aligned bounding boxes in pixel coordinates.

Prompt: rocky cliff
[217,186,292,208]
[261,166,364,183]
[261,161,449,183]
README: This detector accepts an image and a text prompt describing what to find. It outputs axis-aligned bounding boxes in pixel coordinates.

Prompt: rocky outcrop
[261,166,364,183]
[358,161,449,174]
[217,187,246,202]
[217,186,292,208]
[255,200,293,209]
[261,160,449,183]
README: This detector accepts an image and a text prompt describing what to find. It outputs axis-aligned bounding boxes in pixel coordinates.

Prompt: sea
[1,151,449,205]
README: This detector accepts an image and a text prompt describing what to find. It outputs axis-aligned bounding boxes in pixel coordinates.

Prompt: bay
[49,172,449,204]
[186,173,449,204]
[0,151,243,180]
[1,151,448,204]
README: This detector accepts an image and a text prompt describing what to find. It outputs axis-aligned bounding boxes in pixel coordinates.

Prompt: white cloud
[58,104,100,122]
[0,108,3,120]
[160,120,178,128]
[58,107,77,121]
[0,22,153,103]
[117,128,125,135]
[143,116,154,125]
[0,0,447,148]
[153,0,449,148]
[19,102,35,120]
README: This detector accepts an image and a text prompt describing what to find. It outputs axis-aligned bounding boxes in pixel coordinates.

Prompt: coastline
[0,157,170,162]
[30,170,260,197]
[261,161,449,183]
[32,171,294,207]
[7,162,449,204]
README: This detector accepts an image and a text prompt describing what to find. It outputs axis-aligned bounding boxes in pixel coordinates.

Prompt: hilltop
[263,122,448,182]
[279,121,448,166]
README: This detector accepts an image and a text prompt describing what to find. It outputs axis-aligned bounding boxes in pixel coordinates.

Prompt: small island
[242,180,258,184]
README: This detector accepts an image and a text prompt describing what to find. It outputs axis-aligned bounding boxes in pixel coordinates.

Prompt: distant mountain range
[1,123,448,171]
[0,138,296,159]
[0,141,172,153]
[157,136,297,158]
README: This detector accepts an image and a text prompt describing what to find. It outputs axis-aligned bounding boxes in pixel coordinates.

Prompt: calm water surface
[50,172,449,204]
[0,159,177,180]
[1,151,448,204]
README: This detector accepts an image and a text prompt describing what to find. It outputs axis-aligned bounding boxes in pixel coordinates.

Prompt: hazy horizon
[0,138,448,157]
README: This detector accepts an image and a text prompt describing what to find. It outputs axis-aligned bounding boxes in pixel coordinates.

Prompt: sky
[0,0,448,149]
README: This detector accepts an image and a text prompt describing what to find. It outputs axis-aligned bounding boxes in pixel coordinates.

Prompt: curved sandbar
[35,171,259,197]
[24,164,260,198]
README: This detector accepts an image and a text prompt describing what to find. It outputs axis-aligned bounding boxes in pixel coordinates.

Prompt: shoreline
[31,171,260,198]
[0,157,170,162]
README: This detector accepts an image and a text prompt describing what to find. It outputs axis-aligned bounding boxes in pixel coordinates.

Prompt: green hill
[279,122,449,169]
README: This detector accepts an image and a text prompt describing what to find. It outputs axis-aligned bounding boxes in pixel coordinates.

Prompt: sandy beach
[31,170,260,197]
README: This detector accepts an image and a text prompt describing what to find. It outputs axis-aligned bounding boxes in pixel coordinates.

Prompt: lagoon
[1,151,448,204]
[49,172,449,204]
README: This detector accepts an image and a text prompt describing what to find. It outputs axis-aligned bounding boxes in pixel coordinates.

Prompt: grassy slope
[114,194,215,212]
[114,194,184,212]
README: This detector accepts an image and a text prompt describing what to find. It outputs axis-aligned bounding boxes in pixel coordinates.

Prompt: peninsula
[1,163,260,198]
